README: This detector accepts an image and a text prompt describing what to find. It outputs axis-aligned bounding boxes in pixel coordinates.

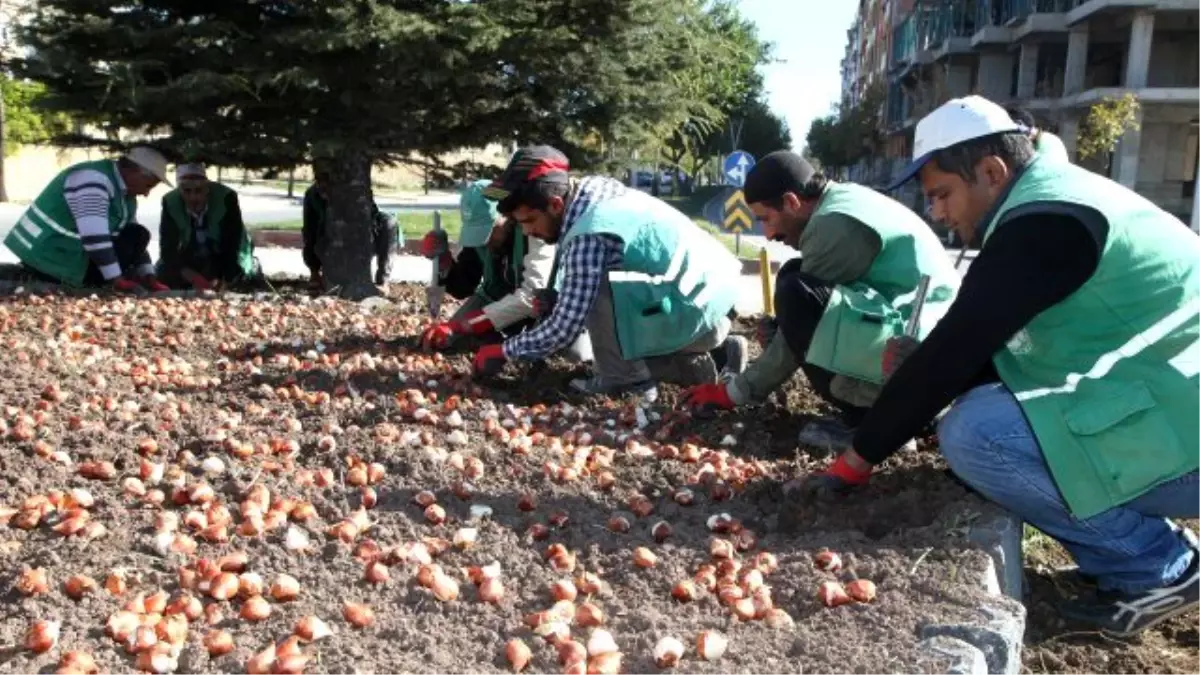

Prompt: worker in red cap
[471,145,748,397]
[681,150,961,449]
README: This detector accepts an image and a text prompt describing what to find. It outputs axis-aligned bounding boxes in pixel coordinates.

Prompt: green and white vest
[983,156,1200,519]
[805,182,962,383]
[562,191,742,360]
[4,160,135,286]
[162,182,257,279]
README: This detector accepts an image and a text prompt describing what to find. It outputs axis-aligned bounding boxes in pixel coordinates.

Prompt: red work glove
[472,343,507,377]
[882,336,920,380]
[420,322,457,350]
[189,275,214,292]
[111,277,144,294]
[420,230,453,268]
[679,382,735,414]
[452,310,495,337]
[791,453,873,499]
[142,276,170,293]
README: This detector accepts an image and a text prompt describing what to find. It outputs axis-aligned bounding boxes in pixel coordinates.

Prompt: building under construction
[840,0,1199,227]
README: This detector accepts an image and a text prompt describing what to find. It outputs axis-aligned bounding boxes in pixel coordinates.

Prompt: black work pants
[24,224,152,287]
[773,260,870,427]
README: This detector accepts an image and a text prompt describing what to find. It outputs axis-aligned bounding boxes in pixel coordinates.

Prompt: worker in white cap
[4,145,171,291]
[794,94,1199,637]
[156,163,259,290]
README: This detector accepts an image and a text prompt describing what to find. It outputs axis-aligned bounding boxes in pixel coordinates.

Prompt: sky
[737,0,858,151]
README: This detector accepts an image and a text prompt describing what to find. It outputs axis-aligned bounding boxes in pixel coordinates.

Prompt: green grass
[248,206,759,259]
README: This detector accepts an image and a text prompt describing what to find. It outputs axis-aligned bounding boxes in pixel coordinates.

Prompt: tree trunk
[287,168,296,198]
[314,152,379,300]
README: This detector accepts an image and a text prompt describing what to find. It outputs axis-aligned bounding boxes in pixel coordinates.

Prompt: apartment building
[841,0,1199,227]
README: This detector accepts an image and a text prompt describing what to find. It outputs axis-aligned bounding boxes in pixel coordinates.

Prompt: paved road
[0,185,460,244]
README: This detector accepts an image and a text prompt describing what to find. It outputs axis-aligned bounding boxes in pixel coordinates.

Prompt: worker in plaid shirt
[473,145,749,397]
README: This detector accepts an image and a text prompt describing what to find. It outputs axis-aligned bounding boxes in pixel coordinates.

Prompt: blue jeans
[938,383,1198,595]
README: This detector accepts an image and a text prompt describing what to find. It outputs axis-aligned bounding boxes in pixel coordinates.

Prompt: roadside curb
[925,500,1026,675]
[249,230,782,276]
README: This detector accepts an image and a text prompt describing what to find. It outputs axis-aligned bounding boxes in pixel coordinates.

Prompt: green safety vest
[983,157,1199,519]
[561,190,742,360]
[4,160,136,286]
[476,232,526,303]
[1035,131,1069,163]
[162,182,257,279]
[805,182,962,383]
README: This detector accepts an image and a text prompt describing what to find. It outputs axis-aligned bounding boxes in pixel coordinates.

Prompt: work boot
[568,376,658,402]
[716,335,749,379]
[797,417,917,453]
[649,352,718,387]
[1056,546,1199,637]
[796,418,856,451]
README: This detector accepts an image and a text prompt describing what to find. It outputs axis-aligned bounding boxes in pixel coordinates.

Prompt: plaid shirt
[502,176,627,361]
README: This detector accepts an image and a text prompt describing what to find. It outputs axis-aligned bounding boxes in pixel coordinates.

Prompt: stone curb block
[918,636,989,675]
[922,499,1027,675]
[924,595,1027,675]
[968,509,1025,601]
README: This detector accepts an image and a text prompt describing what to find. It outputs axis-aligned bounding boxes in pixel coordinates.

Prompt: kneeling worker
[157,163,260,290]
[471,145,747,394]
[4,146,172,292]
[419,179,590,359]
[682,151,961,447]
[801,95,1198,636]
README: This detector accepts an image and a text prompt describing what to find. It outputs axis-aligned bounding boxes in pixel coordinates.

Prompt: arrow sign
[722,150,756,188]
[723,189,753,233]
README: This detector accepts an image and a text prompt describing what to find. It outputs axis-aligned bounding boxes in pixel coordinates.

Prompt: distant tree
[16,0,728,297]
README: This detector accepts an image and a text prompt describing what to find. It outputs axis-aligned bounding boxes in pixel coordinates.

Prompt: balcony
[972,0,1074,43]
[891,2,978,71]
[1067,0,1194,24]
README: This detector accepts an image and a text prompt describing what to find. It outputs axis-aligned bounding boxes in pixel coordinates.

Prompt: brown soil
[0,283,1186,674]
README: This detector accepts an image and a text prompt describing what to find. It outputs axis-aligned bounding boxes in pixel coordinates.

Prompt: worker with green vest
[417,179,591,361]
[681,151,961,449]
[4,146,172,292]
[471,145,748,396]
[796,95,1199,637]
[156,163,260,290]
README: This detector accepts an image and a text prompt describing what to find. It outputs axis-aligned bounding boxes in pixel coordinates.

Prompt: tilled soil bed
[1,284,1006,674]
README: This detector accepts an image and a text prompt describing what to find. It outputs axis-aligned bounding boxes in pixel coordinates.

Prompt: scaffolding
[974,0,1075,27]
[892,1,978,67]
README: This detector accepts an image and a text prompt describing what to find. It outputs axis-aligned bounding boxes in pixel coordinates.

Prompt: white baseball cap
[125,146,173,187]
[176,163,208,184]
[887,95,1021,190]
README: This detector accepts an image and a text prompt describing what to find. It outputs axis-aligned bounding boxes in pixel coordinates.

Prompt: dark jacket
[157,182,254,284]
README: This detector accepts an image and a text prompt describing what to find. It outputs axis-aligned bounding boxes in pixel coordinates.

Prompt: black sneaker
[1056,549,1199,637]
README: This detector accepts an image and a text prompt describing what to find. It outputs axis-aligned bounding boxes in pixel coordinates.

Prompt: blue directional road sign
[722,150,756,187]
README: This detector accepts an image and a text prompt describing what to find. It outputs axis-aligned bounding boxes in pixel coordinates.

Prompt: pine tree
[15,0,726,297]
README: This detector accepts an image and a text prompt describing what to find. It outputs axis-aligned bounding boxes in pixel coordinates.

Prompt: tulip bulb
[240,595,271,621]
[25,619,60,653]
[633,547,657,568]
[818,581,852,607]
[479,577,504,603]
[586,629,618,657]
[575,602,604,628]
[270,574,300,601]
[295,615,333,642]
[505,638,531,673]
[653,636,684,668]
[696,630,728,661]
[343,601,374,628]
[204,629,235,656]
[846,578,877,603]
